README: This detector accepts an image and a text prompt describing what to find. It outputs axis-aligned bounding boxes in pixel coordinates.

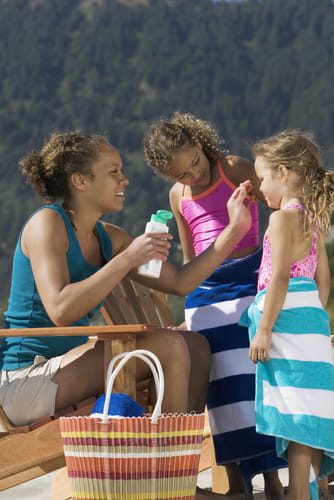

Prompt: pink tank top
[180,161,259,256]
[257,203,318,291]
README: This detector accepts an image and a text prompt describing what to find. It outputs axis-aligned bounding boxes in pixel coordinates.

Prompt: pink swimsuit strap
[282,203,304,210]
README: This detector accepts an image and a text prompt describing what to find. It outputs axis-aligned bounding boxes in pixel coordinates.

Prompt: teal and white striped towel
[240,278,334,500]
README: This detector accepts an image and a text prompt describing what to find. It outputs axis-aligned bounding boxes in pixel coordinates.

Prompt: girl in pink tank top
[181,160,259,257]
[144,112,264,263]
[247,129,334,500]
[144,113,287,499]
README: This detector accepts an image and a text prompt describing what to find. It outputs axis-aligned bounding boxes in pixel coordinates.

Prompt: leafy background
[0,0,333,327]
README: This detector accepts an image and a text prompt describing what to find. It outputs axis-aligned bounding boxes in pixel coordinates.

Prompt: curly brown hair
[143,112,227,178]
[20,131,110,203]
[252,129,334,237]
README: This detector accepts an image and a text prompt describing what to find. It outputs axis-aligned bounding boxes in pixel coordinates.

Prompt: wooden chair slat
[0,401,95,491]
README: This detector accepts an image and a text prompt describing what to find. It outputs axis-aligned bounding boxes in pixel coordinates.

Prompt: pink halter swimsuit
[181,161,259,256]
[257,203,318,291]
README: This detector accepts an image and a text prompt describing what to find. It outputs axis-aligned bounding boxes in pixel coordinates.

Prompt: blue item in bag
[91,393,144,418]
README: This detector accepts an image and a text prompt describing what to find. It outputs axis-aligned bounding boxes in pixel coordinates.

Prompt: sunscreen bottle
[138,209,173,278]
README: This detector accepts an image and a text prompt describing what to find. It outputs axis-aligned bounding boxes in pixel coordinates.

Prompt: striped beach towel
[240,277,334,499]
[185,249,286,489]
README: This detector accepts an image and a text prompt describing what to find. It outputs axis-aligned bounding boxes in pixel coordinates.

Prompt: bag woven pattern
[60,350,205,500]
[60,413,204,499]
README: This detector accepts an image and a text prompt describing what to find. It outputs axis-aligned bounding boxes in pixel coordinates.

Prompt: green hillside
[0,0,333,326]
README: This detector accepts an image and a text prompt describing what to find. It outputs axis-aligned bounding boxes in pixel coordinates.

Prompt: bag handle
[103,349,165,423]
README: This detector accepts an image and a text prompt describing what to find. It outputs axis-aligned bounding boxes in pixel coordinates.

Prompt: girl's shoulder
[268,207,300,233]
[169,182,183,210]
[225,154,253,169]
[223,155,255,183]
[169,182,183,196]
[223,155,266,204]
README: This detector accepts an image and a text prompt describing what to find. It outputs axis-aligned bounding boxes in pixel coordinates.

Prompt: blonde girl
[241,129,334,500]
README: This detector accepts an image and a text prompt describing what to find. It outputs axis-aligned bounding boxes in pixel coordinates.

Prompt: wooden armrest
[0,324,162,339]
[0,323,169,399]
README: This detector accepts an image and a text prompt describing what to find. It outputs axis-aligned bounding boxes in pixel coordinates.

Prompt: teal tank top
[1,204,112,370]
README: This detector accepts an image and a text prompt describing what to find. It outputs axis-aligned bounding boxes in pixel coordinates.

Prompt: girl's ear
[278,164,289,182]
[70,172,90,191]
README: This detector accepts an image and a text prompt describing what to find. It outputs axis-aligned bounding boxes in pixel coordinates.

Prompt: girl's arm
[314,233,331,307]
[169,183,195,264]
[249,210,293,363]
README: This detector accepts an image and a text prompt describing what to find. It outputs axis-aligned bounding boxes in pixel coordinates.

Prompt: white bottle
[138,209,173,278]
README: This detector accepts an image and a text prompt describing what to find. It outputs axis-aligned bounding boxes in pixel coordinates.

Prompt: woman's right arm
[23,209,172,326]
[131,182,254,296]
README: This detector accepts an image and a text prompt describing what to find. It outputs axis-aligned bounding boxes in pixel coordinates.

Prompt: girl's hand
[248,328,272,363]
[124,232,173,268]
[227,181,254,234]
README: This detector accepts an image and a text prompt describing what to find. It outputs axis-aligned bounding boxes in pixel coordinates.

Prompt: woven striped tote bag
[60,349,205,500]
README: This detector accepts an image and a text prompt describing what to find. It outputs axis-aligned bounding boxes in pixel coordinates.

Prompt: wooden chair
[0,276,226,498]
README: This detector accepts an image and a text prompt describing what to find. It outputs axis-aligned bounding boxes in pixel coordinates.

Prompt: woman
[0,131,253,500]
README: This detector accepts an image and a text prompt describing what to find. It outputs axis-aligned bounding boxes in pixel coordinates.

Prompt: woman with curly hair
[0,130,254,500]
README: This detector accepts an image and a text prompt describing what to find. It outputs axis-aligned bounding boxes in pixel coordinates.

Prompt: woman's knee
[182,330,211,374]
[162,330,191,370]
[139,329,192,374]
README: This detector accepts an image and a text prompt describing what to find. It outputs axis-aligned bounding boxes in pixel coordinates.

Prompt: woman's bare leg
[136,328,211,412]
[53,339,105,411]
[176,329,211,412]
[53,329,211,414]
[53,332,188,412]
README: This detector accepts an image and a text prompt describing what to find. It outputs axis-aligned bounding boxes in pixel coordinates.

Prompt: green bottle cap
[150,209,173,225]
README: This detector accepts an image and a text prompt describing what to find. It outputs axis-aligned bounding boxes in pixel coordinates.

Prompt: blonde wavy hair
[144,112,227,178]
[252,129,334,237]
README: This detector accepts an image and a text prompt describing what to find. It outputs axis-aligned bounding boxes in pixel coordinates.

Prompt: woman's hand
[248,328,272,363]
[123,231,173,268]
[227,180,254,234]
